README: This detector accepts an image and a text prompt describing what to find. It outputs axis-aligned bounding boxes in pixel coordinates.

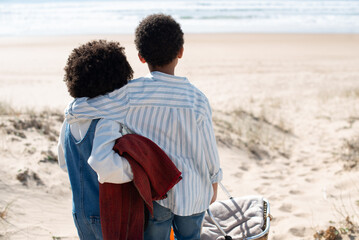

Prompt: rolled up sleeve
[199,115,223,184]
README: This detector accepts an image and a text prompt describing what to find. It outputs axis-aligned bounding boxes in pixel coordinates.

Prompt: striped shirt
[66,71,222,216]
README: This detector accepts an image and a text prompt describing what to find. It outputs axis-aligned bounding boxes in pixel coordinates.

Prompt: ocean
[0,0,358,36]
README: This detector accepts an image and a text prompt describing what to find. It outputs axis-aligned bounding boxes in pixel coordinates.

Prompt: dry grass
[0,103,63,143]
[314,177,359,240]
[314,226,341,240]
[0,125,9,154]
[0,101,18,116]
[340,138,359,170]
[16,169,45,186]
[0,101,62,167]
[341,88,359,99]
[314,217,359,240]
[0,201,14,220]
[213,104,294,160]
[318,85,359,102]
[40,149,58,163]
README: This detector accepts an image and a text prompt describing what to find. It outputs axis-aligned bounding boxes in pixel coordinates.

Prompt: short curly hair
[135,14,184,67]
[64,40,133,98]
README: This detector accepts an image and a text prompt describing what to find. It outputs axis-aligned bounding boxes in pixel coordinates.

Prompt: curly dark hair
[64,40,133,98]
[135,14,184,67]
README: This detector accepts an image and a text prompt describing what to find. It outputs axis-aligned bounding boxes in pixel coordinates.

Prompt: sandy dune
[1,33,359,239]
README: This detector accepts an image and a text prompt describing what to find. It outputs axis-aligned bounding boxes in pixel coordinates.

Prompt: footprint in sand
[260,175,270,180]
[239,165,249,171]
[254,187,265,195]
[289,227,306,237]
[294,212,309,218]
[289,189,302,195]
[298,173,308,177]
[233,173,242,179]
[260,174,285,181]
[267,193,287,202]
[280,182,290,188]
[279,203,292,213]
[305,178,315,183]
[233,165,250,178]
[283,161,291,166]
[295,157,305,163]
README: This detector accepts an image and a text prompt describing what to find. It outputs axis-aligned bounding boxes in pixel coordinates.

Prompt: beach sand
[1,33,359,239]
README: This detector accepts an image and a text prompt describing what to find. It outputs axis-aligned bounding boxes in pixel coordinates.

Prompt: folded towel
[201,195,265,240]
[100,134,182,240]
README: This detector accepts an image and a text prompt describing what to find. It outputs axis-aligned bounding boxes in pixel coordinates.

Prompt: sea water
[0,0,358,36]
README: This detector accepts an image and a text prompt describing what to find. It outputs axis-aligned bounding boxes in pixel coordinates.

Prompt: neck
[148,58,178,76]
[149,66,174,75]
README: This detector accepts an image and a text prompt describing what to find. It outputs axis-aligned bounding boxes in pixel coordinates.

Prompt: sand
[1,33,359,239]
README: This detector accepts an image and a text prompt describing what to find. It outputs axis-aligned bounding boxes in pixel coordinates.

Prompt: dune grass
[0,101,18,116]
[0,101,63,144]
[340,137,359,170]
[0,201,14,220]
[213,102,294,161]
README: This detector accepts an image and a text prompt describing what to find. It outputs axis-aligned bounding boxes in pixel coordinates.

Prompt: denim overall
[64,119,103,240]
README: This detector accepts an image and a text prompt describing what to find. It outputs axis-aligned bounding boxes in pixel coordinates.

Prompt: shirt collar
[147,71,188,83]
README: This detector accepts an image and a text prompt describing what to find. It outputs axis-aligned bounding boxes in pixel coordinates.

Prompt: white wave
[0,0,358,36]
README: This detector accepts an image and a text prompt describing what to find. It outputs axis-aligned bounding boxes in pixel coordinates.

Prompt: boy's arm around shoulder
[89,119,133,184]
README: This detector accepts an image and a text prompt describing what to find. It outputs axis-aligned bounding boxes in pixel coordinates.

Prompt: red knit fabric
[99,134,182,240]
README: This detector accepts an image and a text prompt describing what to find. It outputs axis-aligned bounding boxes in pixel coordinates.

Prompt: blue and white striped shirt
[66,71,222,216]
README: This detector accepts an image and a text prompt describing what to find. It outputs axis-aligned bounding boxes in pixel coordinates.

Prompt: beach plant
[40,150,58,164]
[0,101,17,116]
[16,169,44,186]
[341,88,359,99]
[313,226,341,240]
[0,128,6,153]
[340,137,359,170]
[319,179,359,240]
[9,112,60,142]
[0,102,64,141]
[0,201,14,220]
[212,105,294,160]
[237,108,293,158]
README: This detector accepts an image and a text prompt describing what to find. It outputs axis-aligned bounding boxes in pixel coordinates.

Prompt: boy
[65,14,222,240]
[57,40,134,240]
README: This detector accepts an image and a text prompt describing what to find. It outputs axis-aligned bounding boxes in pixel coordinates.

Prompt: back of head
[64,40,133,98]
[135,14,184,67]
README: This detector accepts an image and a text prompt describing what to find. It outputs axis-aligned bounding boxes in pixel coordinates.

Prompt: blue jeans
[64,119,103,240]
[144,202,205,240]
[72,212,102,240]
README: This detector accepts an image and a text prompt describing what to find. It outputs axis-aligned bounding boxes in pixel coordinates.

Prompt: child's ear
[138,53,146,63]
[178,47,184,59]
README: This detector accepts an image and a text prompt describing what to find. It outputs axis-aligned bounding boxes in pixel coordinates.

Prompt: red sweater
[99,134,182,240]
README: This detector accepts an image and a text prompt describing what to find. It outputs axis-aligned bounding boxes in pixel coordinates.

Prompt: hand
[210,183,218,204]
